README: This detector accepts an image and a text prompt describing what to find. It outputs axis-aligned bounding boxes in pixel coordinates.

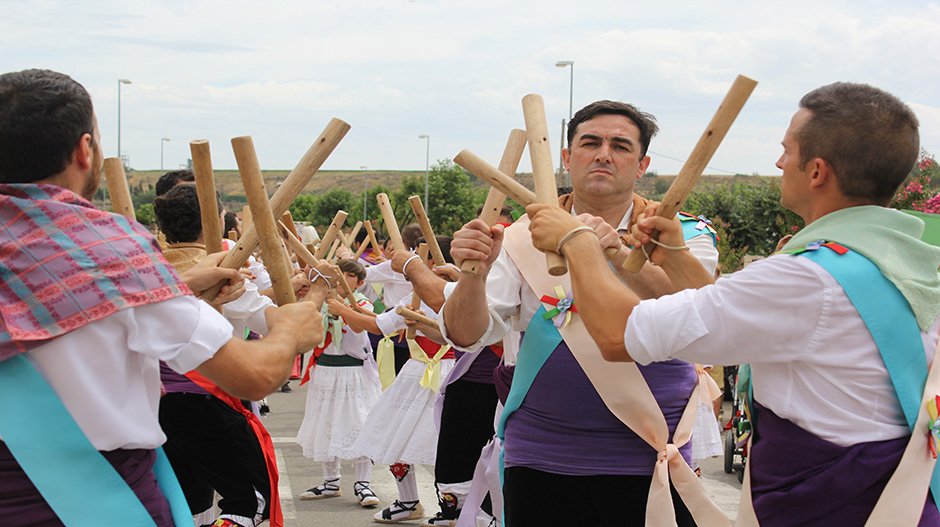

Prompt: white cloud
[1,0,938,173]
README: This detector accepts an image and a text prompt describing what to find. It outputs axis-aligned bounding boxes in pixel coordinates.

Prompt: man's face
[776,109,812,215]
[563,113,651,199]
[80,115,104,200]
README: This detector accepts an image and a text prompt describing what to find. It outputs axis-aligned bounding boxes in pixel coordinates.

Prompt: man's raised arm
[441,219,504,348]
[526,203,713,362]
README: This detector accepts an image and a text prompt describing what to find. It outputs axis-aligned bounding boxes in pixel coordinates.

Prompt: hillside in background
[124,168,778,203]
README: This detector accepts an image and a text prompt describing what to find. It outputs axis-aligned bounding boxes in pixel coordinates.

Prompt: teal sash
[678,213,718,245]
[799,245,940,511]
[0,354,193,526]
[496,306,561,483]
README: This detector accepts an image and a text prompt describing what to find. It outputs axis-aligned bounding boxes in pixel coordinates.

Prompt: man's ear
[807,157,833,190]
[74,133,95,171]
[561,147,571,171]
[636,155,651,180]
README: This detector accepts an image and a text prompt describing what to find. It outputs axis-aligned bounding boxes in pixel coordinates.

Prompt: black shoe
[280,382,292,393]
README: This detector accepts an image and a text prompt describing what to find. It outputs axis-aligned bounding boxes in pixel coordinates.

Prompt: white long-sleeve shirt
[626,254,940,446]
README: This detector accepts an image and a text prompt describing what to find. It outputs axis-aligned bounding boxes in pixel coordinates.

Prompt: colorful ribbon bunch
[927,395,940,459]
[540,285,577,328]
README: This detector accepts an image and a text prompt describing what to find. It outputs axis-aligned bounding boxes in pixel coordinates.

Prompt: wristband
[401,254,421,280]
[556,225,597,256]
[307,268,334,293]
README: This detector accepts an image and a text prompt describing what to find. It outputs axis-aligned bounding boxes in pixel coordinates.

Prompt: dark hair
[0,69,95,183]
[337,258,366,281]
[416,236,455,264]
[567,100,659,156]
[797,82,920,205]
[155,169,195,197]
[223,211,239,236]
[401,223,423,250]
[154,184,222,244]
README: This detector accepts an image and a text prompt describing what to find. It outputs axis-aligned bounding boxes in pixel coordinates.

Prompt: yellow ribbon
[376,333,398,390]
[407,339,451,392]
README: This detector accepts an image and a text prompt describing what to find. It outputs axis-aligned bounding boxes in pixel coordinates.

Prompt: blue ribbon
[799,246,940,513]
[0,355,192,526]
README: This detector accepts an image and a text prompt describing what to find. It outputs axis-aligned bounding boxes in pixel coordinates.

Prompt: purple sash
[0,442,173,527]
[750,401,940,526]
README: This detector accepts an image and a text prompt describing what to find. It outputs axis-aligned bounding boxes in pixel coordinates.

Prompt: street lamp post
[117,79,132,164]
[160,138,171,170]
[555,60,574,120]
[555,61,574,186]
[418,134,430,212]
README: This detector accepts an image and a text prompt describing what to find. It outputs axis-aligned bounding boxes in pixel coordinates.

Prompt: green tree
[309,188,357,228]
[684,180,802,271]
[391,160,480,237]
[289,194,319,224]
[135,203,156,228]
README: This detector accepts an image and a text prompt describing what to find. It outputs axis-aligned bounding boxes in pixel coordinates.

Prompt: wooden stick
[202,118,350,301]
[227,229,239,241]
[396,306,438,328]
[406,243,429,339]
[280,211,301,240]
[454,150,536,207]
[241,205,253,234]
[376,193,406,253]
[279,221,317,266]
[353,236,372,259]
[343,221,363,249]
[232,136,296,306]
[522,94,566,276]
[460,129,527,274]
[364,220,381,253]
[315,210,349,259]
[622,74,758,273]
[103,158,136,221]
[190,140,224,254]
[326,238,342,261]
[408,196,446,267]
[281,221,374,316]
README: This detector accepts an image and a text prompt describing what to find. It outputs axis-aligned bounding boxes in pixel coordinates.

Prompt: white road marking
[275,448,296,519]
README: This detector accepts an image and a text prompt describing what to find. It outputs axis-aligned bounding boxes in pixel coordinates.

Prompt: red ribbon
[184,371,283,527]
[300,334,331,386]
[539,295,578,312]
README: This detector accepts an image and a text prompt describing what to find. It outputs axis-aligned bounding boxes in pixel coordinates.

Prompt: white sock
[322,458,341,482]
[395,465,419,502]
[437,480,472,509]
[355,456,373,482]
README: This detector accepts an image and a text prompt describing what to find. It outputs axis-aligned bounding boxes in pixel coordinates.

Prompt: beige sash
[736,340,940,526]
[502,217,730,527]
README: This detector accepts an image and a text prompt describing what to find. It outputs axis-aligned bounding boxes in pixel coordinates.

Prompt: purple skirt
[750,401,939,526]
[0,441,174,527]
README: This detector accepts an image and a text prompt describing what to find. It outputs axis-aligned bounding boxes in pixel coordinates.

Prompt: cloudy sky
[3,0,939,177]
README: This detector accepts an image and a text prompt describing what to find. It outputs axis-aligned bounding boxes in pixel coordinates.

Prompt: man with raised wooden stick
[0,69,330,527]
[443,99,718,526]
[528,83,940,526]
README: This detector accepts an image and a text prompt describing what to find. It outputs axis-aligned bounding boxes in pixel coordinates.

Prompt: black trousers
[503,466,695,527]
[159,393,270,519]
[435,379,498,483]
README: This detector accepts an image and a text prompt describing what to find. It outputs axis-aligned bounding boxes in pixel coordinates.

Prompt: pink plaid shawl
[0,184,190,361]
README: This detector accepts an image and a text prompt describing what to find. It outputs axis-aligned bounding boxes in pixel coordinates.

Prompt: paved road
[262,385,742,526]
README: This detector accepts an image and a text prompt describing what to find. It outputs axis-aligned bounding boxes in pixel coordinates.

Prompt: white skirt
[691,399,723,460]
[296,364,381,461]
[352,357,455,466]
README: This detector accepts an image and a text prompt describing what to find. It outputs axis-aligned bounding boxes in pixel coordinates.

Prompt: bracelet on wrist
[307,268,334,293]
[401,254,421,281]
[556,225,597,256]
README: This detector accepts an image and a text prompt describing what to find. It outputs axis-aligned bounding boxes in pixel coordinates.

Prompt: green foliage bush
[684,180,802,272]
